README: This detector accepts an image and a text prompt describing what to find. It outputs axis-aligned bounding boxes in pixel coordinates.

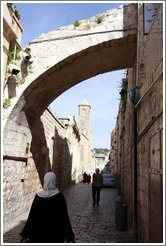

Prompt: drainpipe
[13,43,22,60]
[14,44,17,60]
[134,104,138,241]
[134,3,139,242]
[136,3,140,89]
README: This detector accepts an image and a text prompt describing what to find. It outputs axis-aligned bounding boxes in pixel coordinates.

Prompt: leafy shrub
[8,49,21,62]
[15,77,25,84]
[3,98,11,108]
[14,5,21,20]
[97,16,102,24]
[7,3,13,7]
[74,19,80,27]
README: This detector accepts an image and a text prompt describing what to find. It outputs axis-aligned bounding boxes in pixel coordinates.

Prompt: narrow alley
[3,3,163,244]
[3,183,136,244]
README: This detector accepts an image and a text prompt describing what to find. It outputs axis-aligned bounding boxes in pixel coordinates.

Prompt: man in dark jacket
[92,168,103,206]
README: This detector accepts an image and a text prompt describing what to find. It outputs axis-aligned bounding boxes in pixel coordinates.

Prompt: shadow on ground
[3,220,26,243]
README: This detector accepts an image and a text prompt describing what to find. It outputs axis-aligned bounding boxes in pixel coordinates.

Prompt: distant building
[58,99,93,182]
[92,151,109,173]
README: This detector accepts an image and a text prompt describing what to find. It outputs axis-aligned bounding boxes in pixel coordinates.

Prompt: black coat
[20,192,75,243]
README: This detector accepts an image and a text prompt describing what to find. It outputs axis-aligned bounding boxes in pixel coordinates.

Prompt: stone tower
[78,99,92,175]
[78,99,91,138]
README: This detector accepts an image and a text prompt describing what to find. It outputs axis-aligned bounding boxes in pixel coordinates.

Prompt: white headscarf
[38,172,60,198]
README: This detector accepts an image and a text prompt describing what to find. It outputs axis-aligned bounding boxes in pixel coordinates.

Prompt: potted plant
[14,6,21,20]
[7,3,13,7]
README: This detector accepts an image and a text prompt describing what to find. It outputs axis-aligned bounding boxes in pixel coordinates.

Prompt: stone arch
[4,34,137,151]
[7,35,137,119]
[3,3,138,221]
[3,3,137,182]
[4,3,137,126]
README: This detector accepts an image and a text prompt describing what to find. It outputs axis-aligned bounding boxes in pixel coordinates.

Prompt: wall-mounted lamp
[9,64,20,75]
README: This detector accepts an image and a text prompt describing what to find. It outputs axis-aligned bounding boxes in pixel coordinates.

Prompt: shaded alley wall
[3,106,92,222]
[110,4,163,243]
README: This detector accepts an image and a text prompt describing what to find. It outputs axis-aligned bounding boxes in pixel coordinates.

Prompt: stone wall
[40,108,71,189]
[111,3,163,243]
[3,4,137,224]
[3,3,137,130]
[110,67,136,227]
[3,107,65,222]
[3,158,41,223]
[3,3,163,241]
[136,4,163,243]
[3,106,92,223]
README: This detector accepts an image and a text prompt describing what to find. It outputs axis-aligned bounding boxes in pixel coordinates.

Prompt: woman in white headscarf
[20,172,75,243]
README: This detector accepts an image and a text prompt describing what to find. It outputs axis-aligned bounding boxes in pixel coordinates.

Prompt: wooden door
[149,128,163,243]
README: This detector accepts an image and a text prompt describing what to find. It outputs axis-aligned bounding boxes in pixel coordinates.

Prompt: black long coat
[20,192,75,243]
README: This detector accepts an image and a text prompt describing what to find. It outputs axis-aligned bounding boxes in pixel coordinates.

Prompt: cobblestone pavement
[3,183,136,244]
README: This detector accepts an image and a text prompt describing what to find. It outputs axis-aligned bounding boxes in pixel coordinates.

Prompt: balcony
[3,3,23,50]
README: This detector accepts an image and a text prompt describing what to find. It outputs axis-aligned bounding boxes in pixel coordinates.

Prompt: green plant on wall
[122,126,125,133]
[14,5,21,20]
[3,98,11,108]
[119,126,125,140]
[9,60,17,65]
[119,78,128,141]
[8,49,21,63]
[7,3,13,7]
[97,16,103,24]
[15,77,25,85]
[120,78,128,114]
[74,19,80,27]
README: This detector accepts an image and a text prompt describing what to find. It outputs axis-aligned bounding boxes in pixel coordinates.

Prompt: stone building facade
[3,3,93,223]
[110,3,163,243]
[3,3,23,99]
[3,2,163,243]
[3,100,92,223]
[92,152,109,173]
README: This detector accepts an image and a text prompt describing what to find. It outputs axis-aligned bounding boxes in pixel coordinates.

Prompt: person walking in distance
[20,172,75,243]
[87,174,91,184]
[92,168,103,206]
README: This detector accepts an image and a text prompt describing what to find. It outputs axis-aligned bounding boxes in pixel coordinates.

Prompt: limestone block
[78,23,91,31]
[93,33,107,44]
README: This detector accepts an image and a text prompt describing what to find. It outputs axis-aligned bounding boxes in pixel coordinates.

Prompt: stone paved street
[3,183,136,244]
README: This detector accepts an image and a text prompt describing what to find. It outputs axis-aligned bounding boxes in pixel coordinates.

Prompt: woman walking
[20,172,75,243]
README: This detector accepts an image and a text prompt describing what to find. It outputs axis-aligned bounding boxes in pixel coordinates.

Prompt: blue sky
[13,2,128,149]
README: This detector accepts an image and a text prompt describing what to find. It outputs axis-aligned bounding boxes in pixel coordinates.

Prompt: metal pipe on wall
[133,2,140,242]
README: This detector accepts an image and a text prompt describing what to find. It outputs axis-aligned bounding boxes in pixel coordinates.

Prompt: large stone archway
[3,3,137,222]
[3,3,137,126]
[4,2,137,155]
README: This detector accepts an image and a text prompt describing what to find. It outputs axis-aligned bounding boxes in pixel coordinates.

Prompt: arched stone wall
[3,3,137,126]
[3,34,137,179]
[3,3,137,222]
[3,3,137,163]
